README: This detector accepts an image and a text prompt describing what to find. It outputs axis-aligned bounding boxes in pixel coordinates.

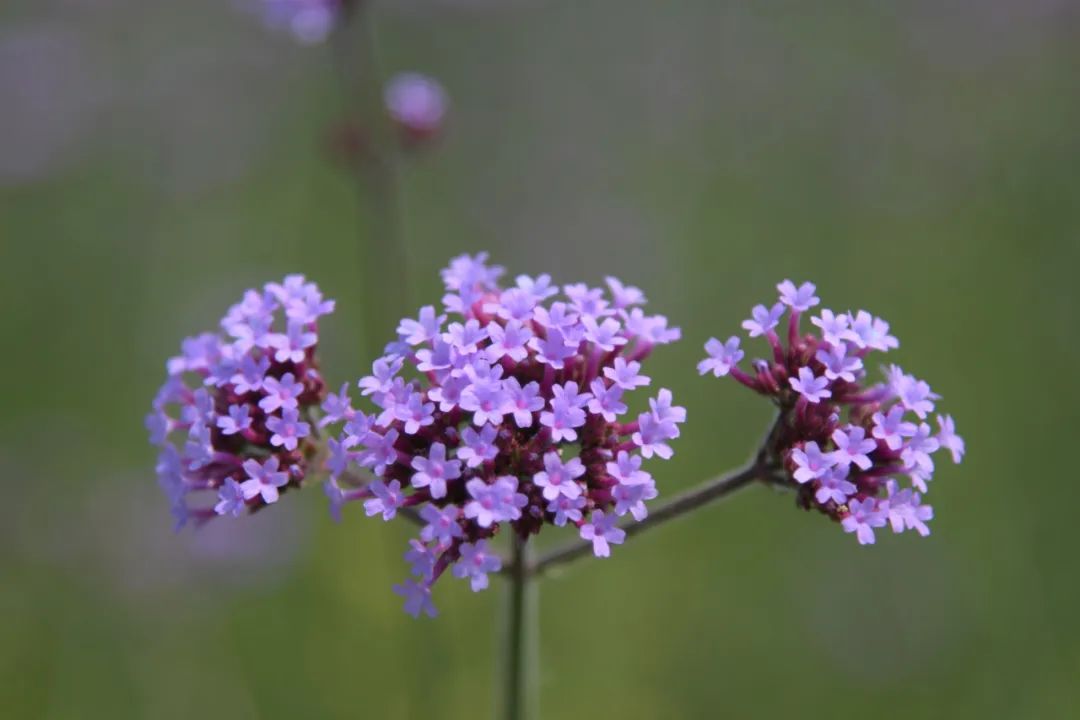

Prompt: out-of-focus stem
[332,4,412,356]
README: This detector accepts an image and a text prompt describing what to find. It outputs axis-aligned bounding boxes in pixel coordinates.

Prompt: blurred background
[2,0,1079,718]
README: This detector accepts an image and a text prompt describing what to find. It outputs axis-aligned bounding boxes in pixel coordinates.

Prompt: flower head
[324,254,683,616]
[698,280,963,544]
[384,73,448,145]
[148,276,331,528]
[258,0,341,45]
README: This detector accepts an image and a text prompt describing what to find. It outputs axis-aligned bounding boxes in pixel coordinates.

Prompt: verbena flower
[258,1,342,45]
[147,276,333,529]
[322,253,684,616]
[699,280,963,545]
[384,73,449,146]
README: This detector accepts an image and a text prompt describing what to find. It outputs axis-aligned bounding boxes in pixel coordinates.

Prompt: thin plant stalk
[502,533,538,720]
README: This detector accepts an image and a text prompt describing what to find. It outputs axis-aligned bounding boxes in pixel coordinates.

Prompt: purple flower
[359,427,400,476]
[419,505,464,546]
[603,357,650,390]
[458,424,499,468]
[530,328,577,369]
[582,316,627,352]
[183,422,213,469]
[404,539,437,581]
[464,476,526,528]
[145,410,171,446]
[649,388,686,428]
[885,482,933,536]
[232,354,270,394]
[446,319,488,355]
[893,372,939,419]
[587,378,627,422]
[393,579,437,618]
[266,408,311,451]
[777,280,819,312]
[284,286,334,325]
[605,276,646,308]
[540,382,589,442]
[359,356,405,397]
[321,383,355,427]
[742,303,785,338]
[814,466,856,505]
[612,479,657,521]
[396,393,436,435]
[698,336,743,377]
[580,511,625,557]
[410,443,461,499]
[428,373,469,413]
[533,451,586,501]
[606,451,650,485]
[398,305,445,346]
[789,367,831,403]
[364,479,406,520]
[810,309,851,347]
[830,426,876,471]
[564,283,611,317]
[503,378,544,428]
[486,320,532,363]
[259,372,304,413]
[326,437,353,478]
[841,498,887,545]
[847,310,898,352]
[936,414,965,464]
[214,479,247,517]
[384,73,448,138]
[901,423,940,490]
[270,320,317,364]
[815,344,862,383]
[632,412,675,459]
[217,404,253,435]
[871,406,916,451]
[259,1,340,45]
[460,379,510,427]
[791,442,833,483]
[547,494,586,526]
[453,540,502,592]
[240,456,290,504]
[515,273,558,302]
[324,478,346,523]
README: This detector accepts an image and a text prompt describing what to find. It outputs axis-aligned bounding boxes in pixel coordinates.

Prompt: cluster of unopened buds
[320,254,683,616]
[148,260,964,618]
[147,277,334,529]
[698,280,965,545]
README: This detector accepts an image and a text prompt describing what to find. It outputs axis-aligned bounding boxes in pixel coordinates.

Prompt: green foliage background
[2,1,1078,718]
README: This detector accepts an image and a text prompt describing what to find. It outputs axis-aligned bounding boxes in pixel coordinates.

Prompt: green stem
[332,4,412,356]
[502,534,538,720]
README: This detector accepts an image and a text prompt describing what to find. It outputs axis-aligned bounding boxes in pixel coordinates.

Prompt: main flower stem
[502,533,538,720]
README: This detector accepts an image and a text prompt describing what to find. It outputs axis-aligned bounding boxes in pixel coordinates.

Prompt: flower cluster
[322,253,684,616]
[699,281,964,545]
[147,276,333,529]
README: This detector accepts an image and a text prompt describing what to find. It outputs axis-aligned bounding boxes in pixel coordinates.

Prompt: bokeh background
[3,1,1079,718]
